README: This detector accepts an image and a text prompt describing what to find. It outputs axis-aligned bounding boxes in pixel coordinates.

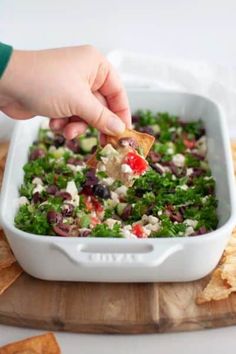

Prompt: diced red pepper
[84,196,104,213]
[91,196,104,213]
[132,224,145,238]
[183,138,196,149]
[91,216,101,226]
[123,152,148,175]
[84,196,93,211]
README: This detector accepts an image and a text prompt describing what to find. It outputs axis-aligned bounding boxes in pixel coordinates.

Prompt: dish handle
[50,241,183,268]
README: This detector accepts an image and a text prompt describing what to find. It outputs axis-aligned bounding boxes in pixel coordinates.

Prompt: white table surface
[1,324,236,354]
[1,0,236,353]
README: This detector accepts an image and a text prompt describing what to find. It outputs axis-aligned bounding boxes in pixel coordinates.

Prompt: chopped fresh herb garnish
[90,224,123,238]
[15,112,218,238]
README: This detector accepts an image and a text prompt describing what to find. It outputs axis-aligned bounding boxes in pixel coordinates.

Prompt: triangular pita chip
[106,129,155,157]
[0,262,23,295]
[196,228,236,304]
[87,129,155,168]
[0,332,61,354]
[0,238,16,269]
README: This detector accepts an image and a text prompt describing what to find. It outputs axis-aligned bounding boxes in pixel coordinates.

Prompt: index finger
[99,63,132,129]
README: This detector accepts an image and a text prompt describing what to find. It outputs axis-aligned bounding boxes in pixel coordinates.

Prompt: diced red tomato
[91,216,101,226]
[84,196,104,213]
[123,152,148,175]
[84,196,93,211]
[91,196,104,213]
[183,138,196,149]
[132,224,145,238]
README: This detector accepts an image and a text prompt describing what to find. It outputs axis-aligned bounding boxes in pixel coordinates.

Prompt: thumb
[74,90,126,135]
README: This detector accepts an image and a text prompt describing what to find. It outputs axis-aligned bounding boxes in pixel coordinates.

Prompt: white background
[1,0,236,353]
[1,0,236,65]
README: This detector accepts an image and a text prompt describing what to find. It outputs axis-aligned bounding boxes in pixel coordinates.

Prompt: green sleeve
[0,42,13,79]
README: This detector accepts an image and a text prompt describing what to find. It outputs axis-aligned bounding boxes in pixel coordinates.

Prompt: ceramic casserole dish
[0,90,236,282]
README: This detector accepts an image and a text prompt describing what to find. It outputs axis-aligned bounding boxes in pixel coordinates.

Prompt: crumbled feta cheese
[167,148,174,155]
[100,144,118,157]
[66,181,78,199]
[39,201,48,207]
[122,229,137,239]
[46,131,54,139]
[158,210,163,216]
[172,154,185,167]
[18,196,29,206]
[105,218,121,228]
[98,164,106,172]
[41,119,50,129]
[33,184,44,194]
[141,215,159,225]
[185,226,195,236]
[111,191,119,204]
[49,146,56,153]
[65,181,80,206]
[103,177,115,186]
[204,176,213,181]
[164,166,171,173]
[32,177,43,185]
[184,219,198,228]
[169,127,176,132]
[123,225,132,231]
[197,136,207,155]
[142,227,151,236]
[202,196,209,204]
[176,127,182,135]
[177,184,189,191]
[76,164,86,172]
[141,215,149,224]
[115,185,128,196]
[67,164,86,173]
[101,156,109,164]
[172,175,177,180]
[148,215,159,224]
[141,215,160,232]
[145,223,160,232]
[121,164,133,174]
[71,194,80,207]
[186,168,193,176]
[154,163,166,174]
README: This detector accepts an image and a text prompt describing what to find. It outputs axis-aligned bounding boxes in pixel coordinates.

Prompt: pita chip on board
[0,332,61,354]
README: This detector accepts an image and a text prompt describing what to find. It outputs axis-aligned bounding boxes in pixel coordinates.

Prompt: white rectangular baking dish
[0,90,236,282]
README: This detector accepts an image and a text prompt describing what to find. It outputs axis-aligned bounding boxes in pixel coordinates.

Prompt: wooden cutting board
[0,143,236,334]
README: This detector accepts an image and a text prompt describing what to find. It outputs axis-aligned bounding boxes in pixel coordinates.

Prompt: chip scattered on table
[0,262,23,296]
[0,332,61,354]
[196,144,236,304]
[197,228,236,304]
[0,238,15,269]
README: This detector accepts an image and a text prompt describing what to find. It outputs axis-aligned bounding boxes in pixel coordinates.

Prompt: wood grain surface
[0,142,235,334]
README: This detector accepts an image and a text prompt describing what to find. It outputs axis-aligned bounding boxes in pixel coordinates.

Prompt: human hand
[0,45,131,139]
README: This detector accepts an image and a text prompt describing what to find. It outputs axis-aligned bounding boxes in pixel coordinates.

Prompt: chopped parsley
[15,112,218,238]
